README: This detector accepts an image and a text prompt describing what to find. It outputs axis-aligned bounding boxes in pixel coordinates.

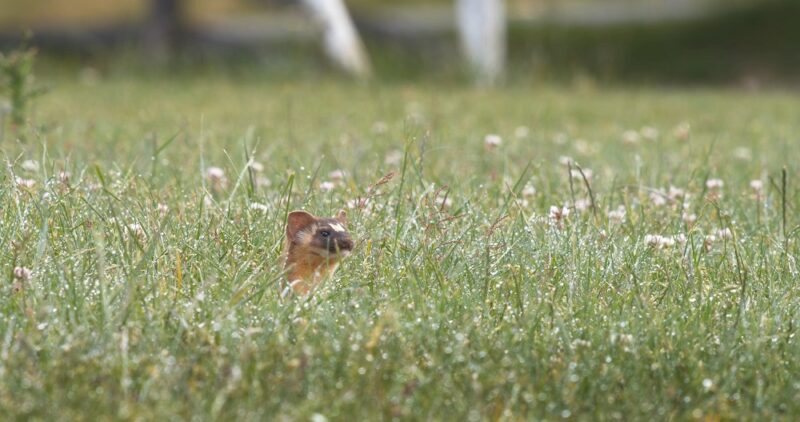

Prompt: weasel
[283,210,354,295]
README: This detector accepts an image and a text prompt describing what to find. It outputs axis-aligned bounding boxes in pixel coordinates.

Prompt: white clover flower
[371,121,388,134]
[673,122,691,141]
[706,179,724,189]
[749,179,763,192]
[250,202,269,213]
[248,161,264,172]
[607,206,626,224]
[733,147,752,161]
[522,185,536,198]
[256,177,271,188]
[484,134,502,149]
[668,186,686,201]
[206,167,227,189]
[622,130,640,145]
[716,228,733,240]
[13,266,31,281]
[649,191,667,207]
[570,168,592,180]
[15,177,36,189]
[549,205,570,229]
[157,203,169,216]
[644,234,675,249]
[328,169,346,181]
[682,212,697,225]
[435,195,452,209]
[640,126,659,140]
[574,198,591,213]
[21,160,39,172]
[384,150,403,166]
[319,181,336,192]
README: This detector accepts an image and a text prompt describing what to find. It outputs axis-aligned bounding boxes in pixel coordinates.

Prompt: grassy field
[1,68,799,420]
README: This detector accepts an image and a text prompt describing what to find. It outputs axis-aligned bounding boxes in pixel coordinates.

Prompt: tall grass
[0,73,798,419]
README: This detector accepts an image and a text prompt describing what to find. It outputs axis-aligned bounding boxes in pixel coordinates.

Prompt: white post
[301,0,371,78]
[456,0,506,85]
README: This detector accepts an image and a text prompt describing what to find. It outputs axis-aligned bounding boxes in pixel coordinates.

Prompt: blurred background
[0,0,798,87]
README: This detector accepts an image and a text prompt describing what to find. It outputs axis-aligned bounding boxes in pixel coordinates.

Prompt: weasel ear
[286,210,316,240]
[336,209,347,225]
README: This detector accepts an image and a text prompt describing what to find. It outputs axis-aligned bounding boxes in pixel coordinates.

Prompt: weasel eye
[320,230,331,238]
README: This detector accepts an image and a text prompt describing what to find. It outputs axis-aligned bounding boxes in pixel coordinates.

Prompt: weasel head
[286,209,353,258]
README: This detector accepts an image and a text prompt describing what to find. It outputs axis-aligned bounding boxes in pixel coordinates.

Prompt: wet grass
[0,71,799,420]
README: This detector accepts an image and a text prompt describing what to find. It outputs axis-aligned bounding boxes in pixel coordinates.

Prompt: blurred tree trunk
[456,0,506,86]
[143,0,184,60]
[301,0,371,78]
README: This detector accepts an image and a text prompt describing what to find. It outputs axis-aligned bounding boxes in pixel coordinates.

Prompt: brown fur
[283,210,353,295]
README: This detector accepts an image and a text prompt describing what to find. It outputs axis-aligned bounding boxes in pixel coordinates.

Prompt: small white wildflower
[256,177,271,188]
[13,266,31,281]
[347,197,369,209]
[250,202,269,213]
[384,150,403,166]
[21,160,39,172]
[706,179,724,189]
[157,203,169,216]
[640,126,659,140]
[673,122,691,141]
[749,179,763,192]
[206,167,227,189]
[574,198,591,213]
[733,147,752,161]
[570,168,592,180]
[682,212,697,225]
[607,206,626,224]
[328,169,346,181]
[644,234,675,249]
[371,121,388,134]
[702,378,713,391]
[649,191,667,207]
[522,185,536,198]
[484,134,502,149]
[622,130,640,144]
[436,195,452,209]
[673,233,687,245]
[716,228,733,240]
[549,205,570,228]
[703,234,716,251]
[558,156,573,166]
[59,171,71,184]
[15,177,36,189]
[126,224,145,241]
[668,186,686,201]
[319,181,336,192]
[248,161,264,172]
[514,126,530,138]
